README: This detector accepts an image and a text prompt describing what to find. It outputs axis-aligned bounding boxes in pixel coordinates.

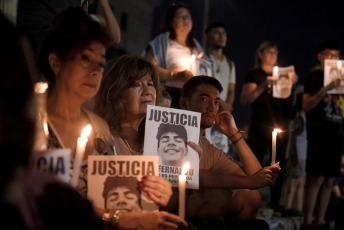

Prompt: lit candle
[273,66,279,79]
[34,82,49,150]
[271,129,282,164]
[338,61,342,77]
[189,54,196,72]
[179,162,190,220]
[71,124,92,188]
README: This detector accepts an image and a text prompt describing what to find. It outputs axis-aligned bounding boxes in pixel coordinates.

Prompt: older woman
[143,3,207,109]
[40,6,114,196]
[95,54,188,229]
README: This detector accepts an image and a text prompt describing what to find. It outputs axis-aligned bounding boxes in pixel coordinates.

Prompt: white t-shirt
[165,40,197,88]
[210,54,236,101]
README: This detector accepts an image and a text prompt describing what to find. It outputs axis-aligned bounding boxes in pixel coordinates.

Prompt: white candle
[189,54,196,72]
[338,61,342,77]
[271,129,282,164]
[71,124,92,188]
[34,82,49,150]
[179,162,190,220]
[273,66,279,79]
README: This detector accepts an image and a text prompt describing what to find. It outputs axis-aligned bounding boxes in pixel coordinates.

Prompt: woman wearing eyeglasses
[240,41,297,212]
[143,3,207,109]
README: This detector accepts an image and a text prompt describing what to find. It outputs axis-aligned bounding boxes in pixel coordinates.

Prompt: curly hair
[94,54,161,135]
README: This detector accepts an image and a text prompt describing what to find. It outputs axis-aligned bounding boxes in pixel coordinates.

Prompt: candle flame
[190,55,196,63]
[34,82,48,94]
[338,61,342,69]
[181,162,190,175]
[273,128,282,133]
[273,66,279,74]
[43,120,49,137]
[81,124,92,138]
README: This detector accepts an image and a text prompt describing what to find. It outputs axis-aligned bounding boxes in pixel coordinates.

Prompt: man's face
[318,49,340,68]
[181,84,220,130]
[207,27,227,49]
[106,186,141,213]
[158,132,187,166]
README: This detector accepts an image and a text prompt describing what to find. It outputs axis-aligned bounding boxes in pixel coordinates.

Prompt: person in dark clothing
[240,41,297,211]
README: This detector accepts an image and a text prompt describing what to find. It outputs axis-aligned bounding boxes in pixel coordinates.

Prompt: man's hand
[214,110,238,138]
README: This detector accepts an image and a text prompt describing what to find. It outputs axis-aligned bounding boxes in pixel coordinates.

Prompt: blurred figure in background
[143,2,208,109]
[240,41,296,212]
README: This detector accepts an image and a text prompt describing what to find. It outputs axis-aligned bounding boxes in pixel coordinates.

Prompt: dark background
[151,0,344,128]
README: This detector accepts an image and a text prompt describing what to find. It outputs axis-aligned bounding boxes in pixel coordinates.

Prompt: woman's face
[56,41,106,101]
[122,74,156,118]
[259,47,278,66]
[172,7,192,36]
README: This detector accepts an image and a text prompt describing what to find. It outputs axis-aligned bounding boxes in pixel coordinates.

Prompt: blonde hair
[255,41,278,68]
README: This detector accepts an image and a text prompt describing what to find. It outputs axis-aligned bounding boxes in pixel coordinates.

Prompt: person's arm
[96,0,121,45]
[144,47,193,83]
[220,83,235,112]
[240,81,267,105]
[303,78,341,113]
[332,185,344,201]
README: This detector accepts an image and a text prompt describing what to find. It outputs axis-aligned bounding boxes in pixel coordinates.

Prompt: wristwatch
[102,210,121,229]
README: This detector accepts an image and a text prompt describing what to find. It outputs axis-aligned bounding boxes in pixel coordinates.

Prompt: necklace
[121,137,142,154]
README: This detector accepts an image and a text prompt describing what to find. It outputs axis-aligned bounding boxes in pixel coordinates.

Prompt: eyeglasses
[321,52,340,59]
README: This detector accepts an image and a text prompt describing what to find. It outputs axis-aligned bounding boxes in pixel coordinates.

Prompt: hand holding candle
[179,162,190,220]
[271,129,282,164]
[71,124,92,188]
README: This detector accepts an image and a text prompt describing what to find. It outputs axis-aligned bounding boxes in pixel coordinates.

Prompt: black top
[244,67,296,129]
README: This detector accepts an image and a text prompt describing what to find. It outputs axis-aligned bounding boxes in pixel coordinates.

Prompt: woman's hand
[140,176,172,206]
[173,70,193,83]
[119,211,189,230]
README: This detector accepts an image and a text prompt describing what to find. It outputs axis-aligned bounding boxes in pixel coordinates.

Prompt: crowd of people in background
[0,1,343,230]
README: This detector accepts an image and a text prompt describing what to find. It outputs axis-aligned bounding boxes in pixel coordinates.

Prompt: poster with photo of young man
[143,105,201,189]
[324,59,344,94]
[272,65,295,99]
[87,155,159,212]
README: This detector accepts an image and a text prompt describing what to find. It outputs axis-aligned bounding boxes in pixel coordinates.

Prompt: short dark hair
[205,22,226,34]
[102,176,141,209]
[181,75,223,98]
[39,6,112,86]
[156,123,188,148]
[318,40,340,53]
